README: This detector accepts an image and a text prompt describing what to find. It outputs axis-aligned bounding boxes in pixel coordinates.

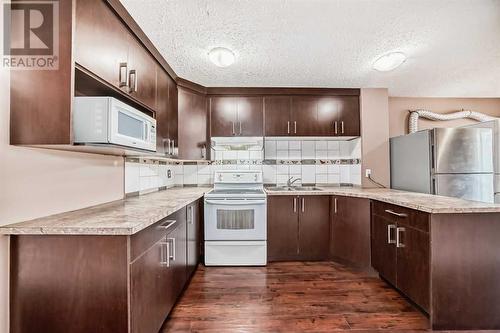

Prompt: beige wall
[360,88,390,188]
[389,97,500,137]
[0,69,125,333]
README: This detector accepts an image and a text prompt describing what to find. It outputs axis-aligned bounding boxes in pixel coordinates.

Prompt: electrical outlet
[365,169,372,178]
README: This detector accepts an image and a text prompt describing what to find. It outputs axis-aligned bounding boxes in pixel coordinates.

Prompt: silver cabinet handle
[334,121,338,135]
[160,241,170,267]
[334,197,338,214]
[294,121,297,134]
[384,209,408,218]
[387,224,396,244]
[301,197,305,213]
[128,69,137,93]
[396,227,405,248]
[231,121,235,135]
[160,219,176,230]
[167,237,176,260]
[239,121,242,135]
[287,121,290,134]
[165,138,171,155]
[171,140,175,155]
[188,206,194,224]
[293,197,297,212]
[119,62,128,87]
[341,121,345,134]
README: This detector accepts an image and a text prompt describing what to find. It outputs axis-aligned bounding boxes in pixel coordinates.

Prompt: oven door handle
[204,199,266,206]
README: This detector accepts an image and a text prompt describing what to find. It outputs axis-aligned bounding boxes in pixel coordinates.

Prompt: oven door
[204,198,267,241]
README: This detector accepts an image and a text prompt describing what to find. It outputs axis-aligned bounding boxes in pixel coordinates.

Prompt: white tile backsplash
[249,150,263,160]
[315,140,328,150]
[302,141,316,159]
[289,150,301,159]
[265,140,277,159]
[237,151,250,160]
[125,162,140,193]
[183,165,198,185]
[301,165,316,183]
[276,150,289,159]
[339,165,351,183]
[288,140,301,150]
[276,141,288,150]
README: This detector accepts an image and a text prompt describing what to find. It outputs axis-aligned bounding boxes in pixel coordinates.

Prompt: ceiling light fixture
[208,47,235,67]
[373,52,407,72]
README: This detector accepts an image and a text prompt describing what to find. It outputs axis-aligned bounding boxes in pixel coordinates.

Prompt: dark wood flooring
[160,261,482,333]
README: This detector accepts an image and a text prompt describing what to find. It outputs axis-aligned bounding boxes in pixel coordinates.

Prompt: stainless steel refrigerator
[464,120,500,203]
[390,127,494,203]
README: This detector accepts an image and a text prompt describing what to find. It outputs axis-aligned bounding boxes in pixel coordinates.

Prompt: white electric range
[204,170,267,266]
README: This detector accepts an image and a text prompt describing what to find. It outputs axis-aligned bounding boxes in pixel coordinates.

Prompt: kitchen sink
[266,186,323,192]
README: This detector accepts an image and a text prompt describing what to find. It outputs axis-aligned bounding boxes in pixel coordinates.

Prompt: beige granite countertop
[0,187,211,235]
[265,186,500,214]
[3,185,500,236]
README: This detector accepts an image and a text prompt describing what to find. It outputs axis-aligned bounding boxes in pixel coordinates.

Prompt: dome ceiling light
[208,47,235,67]
[373,52,407,72]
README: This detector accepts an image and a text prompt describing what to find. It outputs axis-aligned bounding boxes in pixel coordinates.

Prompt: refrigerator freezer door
[434,174,494,203]
[433,128,493,174]
[390,130,432,193]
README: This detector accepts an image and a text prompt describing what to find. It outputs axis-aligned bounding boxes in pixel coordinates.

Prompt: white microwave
[73,97,156,152]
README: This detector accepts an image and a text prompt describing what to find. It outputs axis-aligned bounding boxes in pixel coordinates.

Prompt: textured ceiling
[121,0,500,97]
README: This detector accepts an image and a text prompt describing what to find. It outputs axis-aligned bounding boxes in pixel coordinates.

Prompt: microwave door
[109,102,155,151]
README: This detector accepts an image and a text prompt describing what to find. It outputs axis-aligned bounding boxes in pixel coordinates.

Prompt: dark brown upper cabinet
[75,0,130,92]
[127,36,158,110]
[75,0,159,111]
[264,96,291,136]
[210,96,263,137]
[337,96,360,136]
[178,88,207,160]
[264,95,360,137]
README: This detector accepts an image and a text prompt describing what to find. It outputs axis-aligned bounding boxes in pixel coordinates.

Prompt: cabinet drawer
[130,213,180,262]
[372,201,429,232]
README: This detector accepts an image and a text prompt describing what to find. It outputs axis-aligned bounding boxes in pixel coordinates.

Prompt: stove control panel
[214,170,263,184]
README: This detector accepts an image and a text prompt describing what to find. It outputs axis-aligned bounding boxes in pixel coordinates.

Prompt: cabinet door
[298,196,330,260]
[291,96,319,136]
[178,88,207,160]
[130,239,174,333]
[371,215,397,285]
[396,225,430,312]
[330,196,371,267]
[237,97,264,136]
[156,69,169,155]
[186,201,200,278]
[168,209,187,298]
[168,77,178,156]
[317,97,338,136]
[264,96,291,136]
[337,96,360,136]
[75,0,130,90]
[127,36,158,110]
[210,97,238,137]
[267,196,299,261]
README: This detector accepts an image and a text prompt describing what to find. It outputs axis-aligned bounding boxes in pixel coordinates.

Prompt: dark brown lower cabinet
[371,201,430,312]
[330,196,371,267]
[267,195,329,261]
[10,200,201,333]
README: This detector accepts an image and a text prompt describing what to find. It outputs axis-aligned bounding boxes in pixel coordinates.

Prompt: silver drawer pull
[387,224,396,244]
[160,219,176,230]
[396,227,405,248]
[167,237,176,260]
[384,209,408,218]
[119,62,128,87]
[159,241,170,267]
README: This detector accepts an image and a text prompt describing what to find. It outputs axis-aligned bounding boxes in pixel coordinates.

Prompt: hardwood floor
[161,261,433,332]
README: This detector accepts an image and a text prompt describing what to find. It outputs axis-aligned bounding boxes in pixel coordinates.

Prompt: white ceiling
[121,0,500,97]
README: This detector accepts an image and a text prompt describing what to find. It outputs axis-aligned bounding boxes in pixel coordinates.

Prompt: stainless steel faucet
[287,176,301,187]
